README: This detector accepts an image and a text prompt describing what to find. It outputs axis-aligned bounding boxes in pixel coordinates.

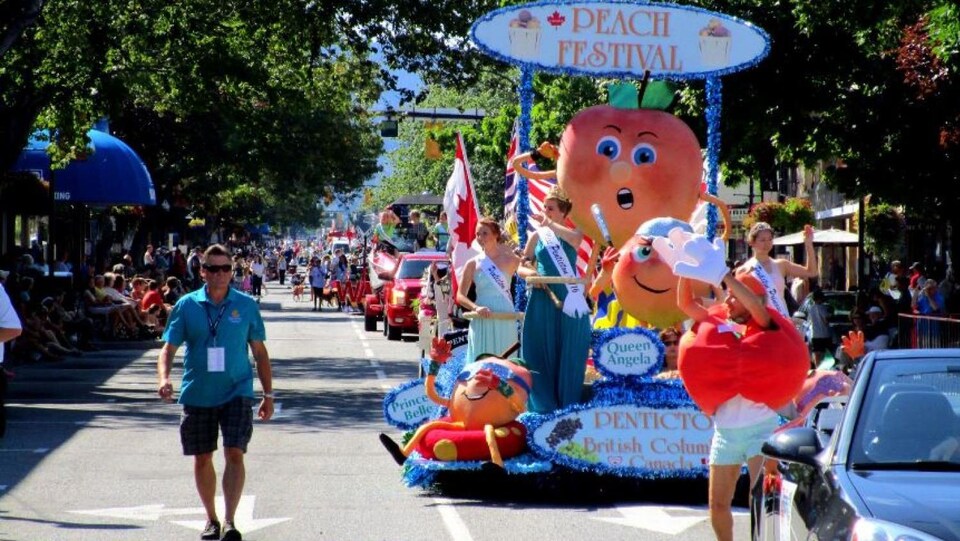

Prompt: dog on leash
[292,284,305,302]
[317,286,339,309]
[290,273,305,301]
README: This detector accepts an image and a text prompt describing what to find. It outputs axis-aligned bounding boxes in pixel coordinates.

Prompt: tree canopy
[2,0,958,244]
[373,0,958,245]
[1,0,386,229]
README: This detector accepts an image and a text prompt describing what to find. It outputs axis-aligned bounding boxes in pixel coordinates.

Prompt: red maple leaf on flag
[453,189,476,246]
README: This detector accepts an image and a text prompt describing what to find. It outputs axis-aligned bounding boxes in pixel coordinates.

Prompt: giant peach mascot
[513,104,705,249]
[379,338,532,468]
[513,102,729,327]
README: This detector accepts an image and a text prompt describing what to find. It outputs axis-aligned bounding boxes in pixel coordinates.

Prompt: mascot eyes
[632,143,657,165]
[631,245,653,263]
[596,136,621,160]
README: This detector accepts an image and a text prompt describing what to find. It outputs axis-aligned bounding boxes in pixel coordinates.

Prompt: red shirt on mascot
[677,272,809,416]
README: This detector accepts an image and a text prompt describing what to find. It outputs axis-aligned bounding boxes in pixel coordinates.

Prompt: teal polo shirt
[163,286,266,407]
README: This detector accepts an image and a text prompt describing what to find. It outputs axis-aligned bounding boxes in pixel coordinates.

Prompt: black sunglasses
[202,264,233,273]
[662,340,678,346]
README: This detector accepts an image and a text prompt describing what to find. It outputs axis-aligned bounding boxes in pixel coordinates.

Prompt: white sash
[749,264,790,317]
[478,255,514,307]
[538,227,590,318]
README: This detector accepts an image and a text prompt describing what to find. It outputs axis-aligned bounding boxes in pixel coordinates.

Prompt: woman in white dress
[739,222,818,315]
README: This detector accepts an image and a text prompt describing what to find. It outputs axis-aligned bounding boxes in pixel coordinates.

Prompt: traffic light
[424,121,443,160]
[380,119,399,138]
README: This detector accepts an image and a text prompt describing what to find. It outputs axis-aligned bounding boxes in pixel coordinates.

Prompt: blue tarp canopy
[12,129,156,206]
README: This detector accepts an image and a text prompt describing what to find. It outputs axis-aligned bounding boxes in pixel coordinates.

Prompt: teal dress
[522,237,591,413]
[464,257,518,364]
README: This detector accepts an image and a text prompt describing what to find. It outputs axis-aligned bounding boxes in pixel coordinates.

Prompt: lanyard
[205,301,229,346]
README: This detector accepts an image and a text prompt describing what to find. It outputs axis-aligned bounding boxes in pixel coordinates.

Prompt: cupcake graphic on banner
[508,10,541,60]
[698,18,732,67]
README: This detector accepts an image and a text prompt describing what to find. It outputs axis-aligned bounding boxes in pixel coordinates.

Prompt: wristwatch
[263,392,275,399]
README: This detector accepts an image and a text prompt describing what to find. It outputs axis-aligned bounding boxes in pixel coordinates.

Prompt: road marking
[72,504,204,520]
[433,497,475,541]
[171,495,290,534]
[71,495,290,534]
[593,505,748,535]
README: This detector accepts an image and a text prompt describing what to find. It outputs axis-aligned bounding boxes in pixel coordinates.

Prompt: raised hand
[600,246,620,272]
[430,337,452,364]
[653,228,728,287]
[840,330,865,360]
[537,142,559,160]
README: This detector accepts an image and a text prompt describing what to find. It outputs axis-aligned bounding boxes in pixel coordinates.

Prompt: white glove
[654,228,727,287]
[651,227,692,272]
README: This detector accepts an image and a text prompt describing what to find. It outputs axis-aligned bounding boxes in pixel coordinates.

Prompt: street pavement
[0,282,750,540]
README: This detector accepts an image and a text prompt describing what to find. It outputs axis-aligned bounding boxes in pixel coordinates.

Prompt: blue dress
[463,256,518,364]
[522,238,591,413]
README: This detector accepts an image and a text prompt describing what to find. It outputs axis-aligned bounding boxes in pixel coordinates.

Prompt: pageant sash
[538,227,590,318]
[478,255,514,307]
[748,262,790,317]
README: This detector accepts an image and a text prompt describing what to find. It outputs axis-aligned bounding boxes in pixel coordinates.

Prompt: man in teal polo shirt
[157,244,274,541]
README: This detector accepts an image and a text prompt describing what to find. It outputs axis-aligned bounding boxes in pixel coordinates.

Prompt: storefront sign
[471,1,770,79]
[529,403,713,477]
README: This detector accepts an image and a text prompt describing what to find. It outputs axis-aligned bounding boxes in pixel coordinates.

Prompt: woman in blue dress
[457,218,522,364]
[521,187,592,413]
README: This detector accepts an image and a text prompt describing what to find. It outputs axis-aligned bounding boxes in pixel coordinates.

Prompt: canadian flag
[443,132,480,304]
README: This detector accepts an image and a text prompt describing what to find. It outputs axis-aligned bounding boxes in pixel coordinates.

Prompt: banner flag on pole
[443,132,481,304]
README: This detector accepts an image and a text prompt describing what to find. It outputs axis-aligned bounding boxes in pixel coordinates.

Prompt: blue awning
[12,129,156,206]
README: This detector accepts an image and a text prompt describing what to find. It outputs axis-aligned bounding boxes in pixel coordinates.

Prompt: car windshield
[396,259,436,280]
[849,358,960,467]
[379,236,415,254]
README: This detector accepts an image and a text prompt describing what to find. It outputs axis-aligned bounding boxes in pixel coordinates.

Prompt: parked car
[753,349,960,541]
[381,250,449,341]
[791,290,857,345]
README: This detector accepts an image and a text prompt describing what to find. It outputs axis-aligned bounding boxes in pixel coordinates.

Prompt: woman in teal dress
[521,187,592,413]
[457,218,522,364]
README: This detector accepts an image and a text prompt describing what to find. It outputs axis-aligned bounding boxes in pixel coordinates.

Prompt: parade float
[377,1,818,489]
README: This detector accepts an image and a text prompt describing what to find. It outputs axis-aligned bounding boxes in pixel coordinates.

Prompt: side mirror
[761,427,823,467]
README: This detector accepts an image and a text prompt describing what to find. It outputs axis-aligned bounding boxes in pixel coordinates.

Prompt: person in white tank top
[741,222,819,311]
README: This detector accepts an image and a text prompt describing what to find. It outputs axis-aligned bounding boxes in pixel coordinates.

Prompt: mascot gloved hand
[652,227,728,287]
[379,338,532,469]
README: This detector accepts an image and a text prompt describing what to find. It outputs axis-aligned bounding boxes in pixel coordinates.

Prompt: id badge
[207,347,226,372]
